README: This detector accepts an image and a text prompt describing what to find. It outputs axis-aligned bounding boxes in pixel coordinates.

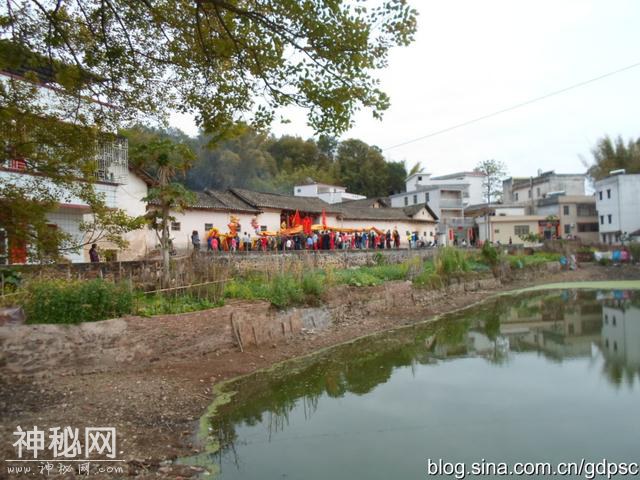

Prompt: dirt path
[1,264,639,478]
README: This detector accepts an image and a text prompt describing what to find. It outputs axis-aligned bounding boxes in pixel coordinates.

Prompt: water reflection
[199,290,640,478]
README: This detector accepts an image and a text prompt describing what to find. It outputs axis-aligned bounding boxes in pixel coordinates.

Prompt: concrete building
[403,171,486,206]
[536,194,599,243]
[293,182,366,204]
[594,172,640,244]
[601,305,640,373]
[503,170,586,207]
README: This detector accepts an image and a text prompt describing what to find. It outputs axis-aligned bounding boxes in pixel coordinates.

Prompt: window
[607,189,611,199]
[577,223,599,232]
[404,197,408,206]
[418,176,422,181]
[598,191,602,200]
[514,225,529,236]
[563,205,570,215]
[600,215,604,225]
[536,187,541,197]
[171,222,181,231]
[494,229,500,234]
[260,225,267,232]
[515,192,519,201]
[605,314,608,324]
[612,316,617,326]
[413,194,418,205]
[577,204,596,217]
[528,189,532,198]
[564,224,571,235]
[608,214,612,224]
[602,233,606,243]
[204,223,213,231]
[425,192,430,202]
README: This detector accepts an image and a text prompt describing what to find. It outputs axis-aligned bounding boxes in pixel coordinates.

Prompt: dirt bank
[1,264,639,478]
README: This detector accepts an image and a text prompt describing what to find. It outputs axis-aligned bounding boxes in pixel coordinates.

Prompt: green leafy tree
[585,135,640,181]
[335,139,391,197]
[124,127,196,283]
[1,1,417,135]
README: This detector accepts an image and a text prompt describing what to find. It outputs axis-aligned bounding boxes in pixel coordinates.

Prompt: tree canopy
[586,135,640,181]
[1,0,417,135]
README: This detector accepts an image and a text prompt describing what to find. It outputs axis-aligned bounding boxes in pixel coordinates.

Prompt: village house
[594,171,640,245]
[465,203,547,246]
[293,182,366,204]
[502,170,587,208]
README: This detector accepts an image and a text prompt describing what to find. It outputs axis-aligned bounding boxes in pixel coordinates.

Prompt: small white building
[293,182,366,204]
[595,171,640,244]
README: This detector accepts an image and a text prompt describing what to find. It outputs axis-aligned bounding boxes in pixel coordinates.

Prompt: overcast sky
[169,0,640,179]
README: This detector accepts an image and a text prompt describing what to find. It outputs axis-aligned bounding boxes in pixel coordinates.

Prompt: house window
[563,206,570,215]
[515,192,519,201]
[404,197,408,206]
[608,214,612,224]
[577,204,596,217]
[297,188,301,193]
[204,223,213,231]
[607,189,611,199]
[577,223,598,232]
[494,229,500,234]
[514,225,529,236]
[564,224,571,235]
[536,187,541,197]
[598,191,602,200]
[413,194,418,205]
[171,222,181,231]
[528,189,532,198]
[600,215,604,225]
[425,192,430,202]
[612,316,617,326]
[418,176,422,181]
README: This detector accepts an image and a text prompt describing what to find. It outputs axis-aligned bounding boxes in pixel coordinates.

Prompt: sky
[169,0,640,179]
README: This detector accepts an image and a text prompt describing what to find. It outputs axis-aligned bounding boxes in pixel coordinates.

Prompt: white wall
[595,174,640,243]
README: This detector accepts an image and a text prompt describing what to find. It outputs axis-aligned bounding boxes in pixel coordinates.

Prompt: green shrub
[435,247,470,276]
[0,268,22,294]
[302,273,325,297]
[372,252,387,266]
[268,274,303,308]
[23,279,134,324]
[413,270,443,289]
[480,242,499,266]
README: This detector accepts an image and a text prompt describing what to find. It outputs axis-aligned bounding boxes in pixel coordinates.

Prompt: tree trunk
[161,204,171,286]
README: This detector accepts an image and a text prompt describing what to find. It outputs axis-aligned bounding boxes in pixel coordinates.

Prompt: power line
[382,60,640,151]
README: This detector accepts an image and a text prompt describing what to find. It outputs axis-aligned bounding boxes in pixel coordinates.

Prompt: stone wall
[5,248,443,285]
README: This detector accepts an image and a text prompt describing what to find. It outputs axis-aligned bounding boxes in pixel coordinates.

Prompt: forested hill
[127,125,408,198]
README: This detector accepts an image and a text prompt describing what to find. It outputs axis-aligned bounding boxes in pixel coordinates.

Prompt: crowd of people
[191,229,444,252]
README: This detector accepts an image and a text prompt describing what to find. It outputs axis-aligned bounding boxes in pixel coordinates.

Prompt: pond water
[199,289,640,479]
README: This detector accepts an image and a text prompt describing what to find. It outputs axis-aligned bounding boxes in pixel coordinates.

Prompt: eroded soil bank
[1,264,639,478]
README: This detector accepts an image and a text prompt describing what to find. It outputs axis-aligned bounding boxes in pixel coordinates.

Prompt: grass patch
[22,279,134,324]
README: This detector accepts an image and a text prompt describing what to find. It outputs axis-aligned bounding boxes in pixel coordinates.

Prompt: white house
[293,182,366,204]
[594,171,640,245]
[503,170,586,207]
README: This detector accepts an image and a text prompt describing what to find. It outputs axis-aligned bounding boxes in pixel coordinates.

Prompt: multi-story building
[390,171,484,245]
[293,182,366,204]
[503,170,586,207]
[594,171,640,245]
[536,194,599,243]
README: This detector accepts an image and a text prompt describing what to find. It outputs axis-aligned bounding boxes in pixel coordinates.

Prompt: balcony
[439,198,464,209]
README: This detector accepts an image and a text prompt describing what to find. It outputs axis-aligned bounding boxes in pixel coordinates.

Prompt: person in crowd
[191,230,201,251]
[261,235,268,252]
[306,235,313,250]
[385,230,392,249]
[406,231,412,249]
[393,229,400,248]
[89,244,100,263]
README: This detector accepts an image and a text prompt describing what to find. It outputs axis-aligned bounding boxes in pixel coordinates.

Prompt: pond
[193,288,640,479]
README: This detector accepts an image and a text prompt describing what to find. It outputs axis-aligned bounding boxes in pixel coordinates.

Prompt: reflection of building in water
[601,305,640,371]
[499,293,602,360]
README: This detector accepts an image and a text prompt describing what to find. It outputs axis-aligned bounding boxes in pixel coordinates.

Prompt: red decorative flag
[292,210,302,227]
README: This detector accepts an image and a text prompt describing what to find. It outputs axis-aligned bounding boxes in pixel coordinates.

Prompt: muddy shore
[1,264,639,478]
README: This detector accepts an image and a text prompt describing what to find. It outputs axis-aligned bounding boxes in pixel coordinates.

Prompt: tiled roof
[204,189,260,213]
[402,203,439,220]
[335,204,437,222]
[340,197,390,208]
[229,187,339,213]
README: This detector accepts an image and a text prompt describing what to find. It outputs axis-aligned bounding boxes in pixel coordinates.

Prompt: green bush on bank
[23,279,134,324]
